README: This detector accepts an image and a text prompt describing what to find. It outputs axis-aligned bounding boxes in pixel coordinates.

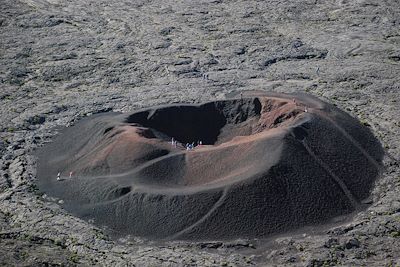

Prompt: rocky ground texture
[1,0,399,266]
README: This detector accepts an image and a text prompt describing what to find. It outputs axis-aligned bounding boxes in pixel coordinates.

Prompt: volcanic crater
[36,92,384,240]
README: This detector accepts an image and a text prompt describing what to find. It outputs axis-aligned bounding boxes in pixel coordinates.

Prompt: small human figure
[69,171,73,179]
[186,143,190,150]
[191,142,195,149]
[57,172,61,181]
[305,107,308,113]
[199,140,202,146]
[171,137,175,146]
[174,140,177,148]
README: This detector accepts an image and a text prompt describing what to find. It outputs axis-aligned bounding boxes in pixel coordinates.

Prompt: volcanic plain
[1,0,399,266]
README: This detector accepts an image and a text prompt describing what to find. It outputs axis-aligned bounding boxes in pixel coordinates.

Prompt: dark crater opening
[126,98,262,145]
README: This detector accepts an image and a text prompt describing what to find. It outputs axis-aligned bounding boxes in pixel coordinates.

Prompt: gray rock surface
[0,0,399,266]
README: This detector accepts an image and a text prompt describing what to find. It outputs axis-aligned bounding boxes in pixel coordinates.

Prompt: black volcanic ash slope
[35,92,384,240]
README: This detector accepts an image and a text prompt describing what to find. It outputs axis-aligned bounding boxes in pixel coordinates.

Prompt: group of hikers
[171,138,202,150]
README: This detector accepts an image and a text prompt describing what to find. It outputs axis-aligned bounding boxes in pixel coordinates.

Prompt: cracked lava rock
[36,92,384,240]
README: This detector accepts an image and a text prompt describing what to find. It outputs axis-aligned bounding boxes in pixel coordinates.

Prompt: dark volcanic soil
[0,0,399,266]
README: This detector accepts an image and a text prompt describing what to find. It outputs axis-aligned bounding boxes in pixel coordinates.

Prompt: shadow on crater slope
[36,92,384,240]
